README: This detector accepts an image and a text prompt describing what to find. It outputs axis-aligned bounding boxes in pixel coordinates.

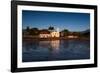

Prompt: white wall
[0,0,99,73]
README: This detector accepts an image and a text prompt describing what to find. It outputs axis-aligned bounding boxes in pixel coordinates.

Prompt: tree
[48,26,54,31]
[61,29,69,37]
[31,28,38,30]
[29,27,39,35]
[26,26,30,32]
[63,29,69,32]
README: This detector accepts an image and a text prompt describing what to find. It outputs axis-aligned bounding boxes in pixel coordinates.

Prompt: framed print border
[11,1,97,72]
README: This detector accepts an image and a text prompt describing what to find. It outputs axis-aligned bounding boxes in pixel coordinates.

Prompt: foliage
[29,28,39,35]
[48,26,54,31]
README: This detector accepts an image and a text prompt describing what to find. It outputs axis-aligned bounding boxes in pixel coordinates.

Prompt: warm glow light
[39,30,60,38]
[51,31,60,37]
[50,40,60,50]
[40,34,50,38]
[68,35,78,38]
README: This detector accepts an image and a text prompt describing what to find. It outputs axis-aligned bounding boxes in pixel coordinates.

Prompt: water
[22,39,90,62]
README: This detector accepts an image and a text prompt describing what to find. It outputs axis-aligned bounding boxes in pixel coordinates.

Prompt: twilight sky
[22,10,90,32]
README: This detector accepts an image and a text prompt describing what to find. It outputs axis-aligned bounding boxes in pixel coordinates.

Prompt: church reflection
[50,40,60,53]
[38,40,60,54]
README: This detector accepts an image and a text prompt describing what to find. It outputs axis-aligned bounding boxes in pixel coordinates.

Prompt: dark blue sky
[22,10,90,32]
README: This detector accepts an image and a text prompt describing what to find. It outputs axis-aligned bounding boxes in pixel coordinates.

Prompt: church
[39,28,60,38]
[50,28,60,37]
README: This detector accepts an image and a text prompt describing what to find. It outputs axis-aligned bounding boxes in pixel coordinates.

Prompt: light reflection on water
[22,40,90,62]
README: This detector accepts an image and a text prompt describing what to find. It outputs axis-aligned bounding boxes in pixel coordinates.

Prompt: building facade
[39,28,60,38]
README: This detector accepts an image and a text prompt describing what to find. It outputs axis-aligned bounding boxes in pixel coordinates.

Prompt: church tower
[51,27,60,37]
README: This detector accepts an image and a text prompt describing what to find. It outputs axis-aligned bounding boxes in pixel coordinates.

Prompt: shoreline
[23,36,90,41]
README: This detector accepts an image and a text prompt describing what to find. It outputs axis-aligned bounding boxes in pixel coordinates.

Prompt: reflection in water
[50,40,60,52]
[22,40,90,62]
[48,40,60,60]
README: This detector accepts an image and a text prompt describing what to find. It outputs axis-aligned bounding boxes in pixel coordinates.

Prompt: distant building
[51,31,60,37]
[67,32,78,38]
[51,28,60,38]
[60,31,78,38]
[39,29,51,38]
[67,35,78,38]
[60,32,67,37]
[39,28,60,38]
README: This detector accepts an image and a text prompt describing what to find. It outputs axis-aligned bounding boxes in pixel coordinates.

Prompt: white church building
[39,28,60,38]
[50,28,60,37]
